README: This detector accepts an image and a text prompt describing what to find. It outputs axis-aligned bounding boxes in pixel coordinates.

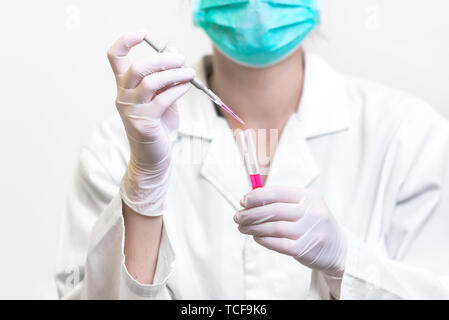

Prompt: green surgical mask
[193,0,320,68]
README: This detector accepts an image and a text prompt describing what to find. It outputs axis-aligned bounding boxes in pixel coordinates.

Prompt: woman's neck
[209,47,305,132]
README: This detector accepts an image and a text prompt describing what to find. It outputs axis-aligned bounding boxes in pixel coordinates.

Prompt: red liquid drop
[250,174,263,190]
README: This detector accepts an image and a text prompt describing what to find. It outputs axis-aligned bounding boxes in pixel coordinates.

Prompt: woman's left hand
[234,186,347,279]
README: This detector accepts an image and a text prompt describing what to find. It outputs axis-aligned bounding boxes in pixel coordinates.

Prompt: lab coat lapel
[199,122,251,210]
[299,54,350,139]
[265,114,320,188]
[197,113,321,209]
[264,53,350,188]
[178,53,350,209]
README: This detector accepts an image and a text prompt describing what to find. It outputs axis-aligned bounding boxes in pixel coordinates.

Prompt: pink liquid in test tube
[250,174,263,190]
[240,130,263,190]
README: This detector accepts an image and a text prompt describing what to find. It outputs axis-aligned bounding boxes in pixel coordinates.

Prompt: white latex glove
[234,186,347,298]
[107,30,195,215]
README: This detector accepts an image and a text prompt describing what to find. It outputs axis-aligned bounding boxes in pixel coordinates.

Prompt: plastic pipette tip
[220,103,245,125]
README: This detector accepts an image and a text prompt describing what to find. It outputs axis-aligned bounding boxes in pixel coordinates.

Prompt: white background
[0,0,448,299]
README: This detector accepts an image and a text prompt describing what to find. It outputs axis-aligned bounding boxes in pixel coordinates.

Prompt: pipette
[143,35,245,125]
[239,130,263,190]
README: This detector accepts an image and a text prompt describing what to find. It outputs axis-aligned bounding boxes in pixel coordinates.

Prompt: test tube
[239,130,263,190]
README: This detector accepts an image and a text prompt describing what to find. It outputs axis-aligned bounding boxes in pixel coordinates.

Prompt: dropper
[143,35,245,125]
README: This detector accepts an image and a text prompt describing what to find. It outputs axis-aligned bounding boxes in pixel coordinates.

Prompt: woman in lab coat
[56,0,449,299]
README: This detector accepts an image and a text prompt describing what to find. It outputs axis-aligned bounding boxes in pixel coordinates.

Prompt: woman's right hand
[107,31,196,215]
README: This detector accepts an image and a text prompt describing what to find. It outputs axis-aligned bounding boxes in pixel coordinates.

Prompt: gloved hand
[234,186,347,296]
[107,30,196,215]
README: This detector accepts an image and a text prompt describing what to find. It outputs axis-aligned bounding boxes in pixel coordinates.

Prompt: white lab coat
[56,53,449,300]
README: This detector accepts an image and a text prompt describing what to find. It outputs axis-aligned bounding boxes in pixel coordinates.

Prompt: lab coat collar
[298,54,350,139]
[178,53,350,140]
[195,113,320,210]
[177,54,347,209]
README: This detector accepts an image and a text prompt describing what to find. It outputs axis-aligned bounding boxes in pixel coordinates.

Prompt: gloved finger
[107,30,147,77]
[253,236,296,256]
[120,52,187,89]
[234,202,302,225]
[134,67,195,103]
[149,82,192,118]
[238,221,300,240]
[240,186,305,209]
